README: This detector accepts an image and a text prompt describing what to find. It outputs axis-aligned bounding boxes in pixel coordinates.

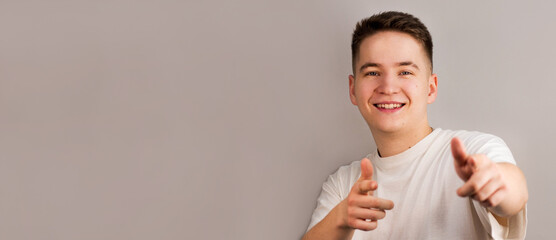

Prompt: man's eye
[366,72,379,76]
[400,71,412,75]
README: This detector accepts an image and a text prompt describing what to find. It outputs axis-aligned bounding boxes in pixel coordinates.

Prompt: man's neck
[372,124,433,158]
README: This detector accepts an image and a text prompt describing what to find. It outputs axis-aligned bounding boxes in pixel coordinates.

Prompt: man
[302,11,527,239]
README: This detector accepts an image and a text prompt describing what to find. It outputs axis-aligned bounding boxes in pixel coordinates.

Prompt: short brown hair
[351,11,433,74]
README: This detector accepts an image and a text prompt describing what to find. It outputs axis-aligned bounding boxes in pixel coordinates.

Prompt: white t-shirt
[307,128,526,239]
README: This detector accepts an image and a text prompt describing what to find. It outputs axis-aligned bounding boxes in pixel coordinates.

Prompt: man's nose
[375,73,400,95]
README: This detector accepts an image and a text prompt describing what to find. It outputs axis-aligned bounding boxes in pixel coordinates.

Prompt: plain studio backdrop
[0,0,554,239]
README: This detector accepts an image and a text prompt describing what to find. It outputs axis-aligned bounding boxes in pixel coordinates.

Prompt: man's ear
[349,75,358,105]
[427,73,438,104]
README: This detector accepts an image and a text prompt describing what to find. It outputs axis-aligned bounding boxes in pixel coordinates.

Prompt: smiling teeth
[376,103,403,109]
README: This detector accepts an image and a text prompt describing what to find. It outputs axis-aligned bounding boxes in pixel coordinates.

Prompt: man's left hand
[451,137,508,208]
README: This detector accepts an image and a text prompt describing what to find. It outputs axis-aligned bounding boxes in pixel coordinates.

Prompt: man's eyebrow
[359,62,380,73]
[398,61,420,70]
[359,61,420,73]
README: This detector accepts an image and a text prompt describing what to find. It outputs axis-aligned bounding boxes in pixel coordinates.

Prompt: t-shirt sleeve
[306,165,351,232]
[469,134,527,239]
[471,200,527,239]
[476,134,516,165]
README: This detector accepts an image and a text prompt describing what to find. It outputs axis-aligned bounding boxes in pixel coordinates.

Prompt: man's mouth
[373,103,406,109]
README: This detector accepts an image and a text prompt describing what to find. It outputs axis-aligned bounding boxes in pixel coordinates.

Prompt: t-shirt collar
[366,128,441,171]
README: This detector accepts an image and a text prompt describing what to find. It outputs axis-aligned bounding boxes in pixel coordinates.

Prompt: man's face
[349,31,438,135]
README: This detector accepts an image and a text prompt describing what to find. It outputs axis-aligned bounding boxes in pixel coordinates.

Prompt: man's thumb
[360,158,374,180]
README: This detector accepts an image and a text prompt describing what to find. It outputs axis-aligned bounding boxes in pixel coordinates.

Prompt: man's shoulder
[333,159,362,178]
[435,128,502,143]
[436,128,513,162]
[327,159,366,185]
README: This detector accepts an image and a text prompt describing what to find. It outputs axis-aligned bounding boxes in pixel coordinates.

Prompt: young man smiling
[302,12,527,239]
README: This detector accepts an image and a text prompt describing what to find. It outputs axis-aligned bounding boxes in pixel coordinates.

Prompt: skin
[302,31,528,240]
[302,158,393,240]
[451,138,528,219]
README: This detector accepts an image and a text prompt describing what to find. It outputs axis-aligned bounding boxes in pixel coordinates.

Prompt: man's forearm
[489,163,528,217]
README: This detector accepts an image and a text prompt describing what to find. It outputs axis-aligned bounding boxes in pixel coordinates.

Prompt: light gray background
[0,0,553,239]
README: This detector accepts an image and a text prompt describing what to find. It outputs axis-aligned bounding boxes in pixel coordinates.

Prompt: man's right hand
[302,158,394,240]
[341,158,394,231]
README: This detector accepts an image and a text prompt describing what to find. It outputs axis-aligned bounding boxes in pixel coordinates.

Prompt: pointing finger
[360,158,374,180]
[451,137,468,166]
